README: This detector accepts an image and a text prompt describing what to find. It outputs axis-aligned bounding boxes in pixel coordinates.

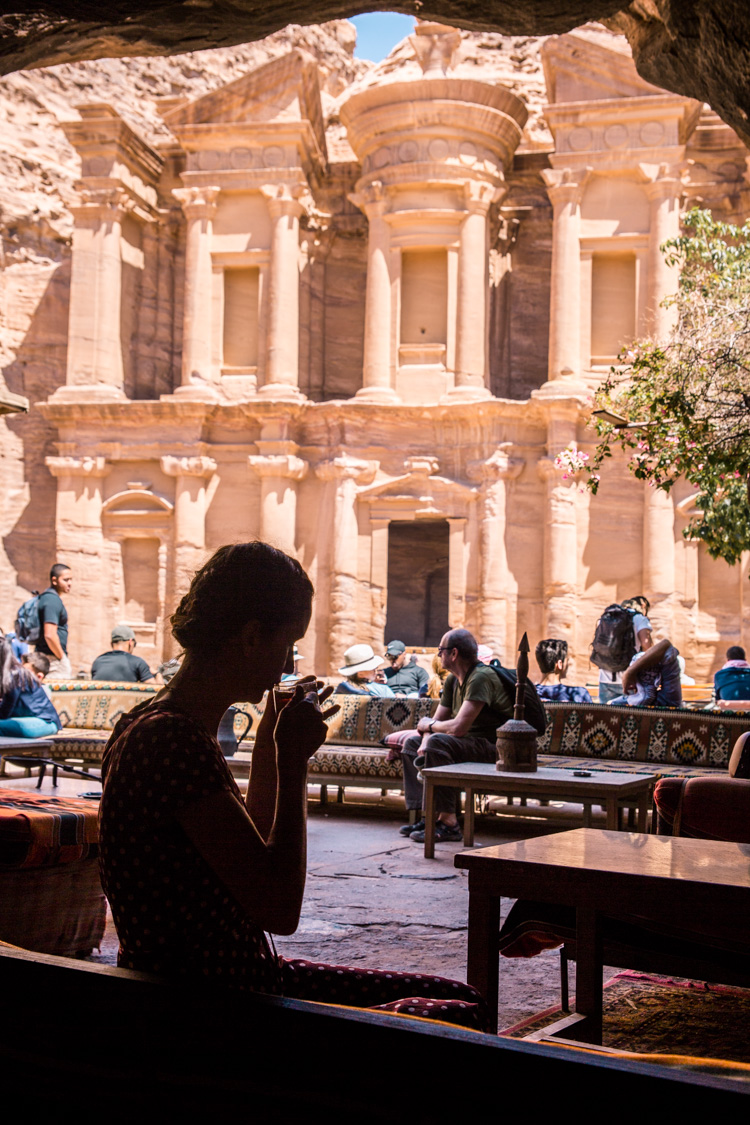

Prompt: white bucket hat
[339,643,383,676]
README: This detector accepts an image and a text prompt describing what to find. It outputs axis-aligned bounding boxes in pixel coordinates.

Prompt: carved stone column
[161,454,217,605]
[173,187,220,398]
[349,182,400,403]
[258,185,306,400]
[316,456,377,671]
[447,517,469,627]
[644,167,683,342]
[248,442,308,556]
[447,181,501,402]
[45,455,112,668]
[538,456,578,649]
[467,444,524,661]
[642,482,677,637]
[542,170,584,383]
[61,189,130,402]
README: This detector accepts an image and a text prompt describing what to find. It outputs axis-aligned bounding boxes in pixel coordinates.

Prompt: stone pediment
[358,458,476,520]
[162,49,325,157]
[543,31,664,105]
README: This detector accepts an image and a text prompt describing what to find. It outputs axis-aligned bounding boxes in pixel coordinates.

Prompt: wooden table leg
[605,797,618,831]
[637,791,649,833]
[423,776,436,860]
[463,786,475,847]
[572,906,603,1044]
[466,884,501,1034]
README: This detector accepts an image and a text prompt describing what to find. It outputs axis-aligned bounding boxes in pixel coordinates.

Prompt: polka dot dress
[100,701,489,1032]
[99,702,281,995]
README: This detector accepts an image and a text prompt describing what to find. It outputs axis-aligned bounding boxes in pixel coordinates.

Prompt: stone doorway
[385,520,449,647]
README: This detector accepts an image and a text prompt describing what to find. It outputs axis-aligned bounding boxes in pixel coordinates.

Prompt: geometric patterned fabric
[539,702,749,770]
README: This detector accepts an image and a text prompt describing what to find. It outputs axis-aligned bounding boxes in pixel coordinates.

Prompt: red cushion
[654,776,750,843]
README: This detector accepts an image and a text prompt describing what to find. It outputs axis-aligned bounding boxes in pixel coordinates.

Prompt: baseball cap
[111,624,136,643]
[385,640,406,656]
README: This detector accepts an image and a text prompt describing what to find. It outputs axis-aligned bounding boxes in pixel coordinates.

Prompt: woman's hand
[274,680,338,771]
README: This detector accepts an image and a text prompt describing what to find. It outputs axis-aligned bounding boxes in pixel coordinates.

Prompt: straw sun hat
[338,643,384,676]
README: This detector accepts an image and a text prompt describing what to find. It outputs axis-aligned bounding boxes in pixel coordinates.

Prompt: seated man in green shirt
[91,625,154,683]
[400,627,513,843]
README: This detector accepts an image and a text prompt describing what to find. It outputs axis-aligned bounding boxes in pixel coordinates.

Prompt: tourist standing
[35,563,73,679]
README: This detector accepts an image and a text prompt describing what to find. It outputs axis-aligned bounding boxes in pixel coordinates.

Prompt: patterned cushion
[538,702,746,770]
[49,681,156,731]
[0,788,100,868]
[309,747,404,782]
[323,696,435,747]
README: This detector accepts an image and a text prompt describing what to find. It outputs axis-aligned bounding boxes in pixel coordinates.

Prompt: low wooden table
[455,828,750,1037]
[420,763,654,858]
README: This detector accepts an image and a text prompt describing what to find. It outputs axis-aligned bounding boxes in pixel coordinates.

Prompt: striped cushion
[0,788,99,868]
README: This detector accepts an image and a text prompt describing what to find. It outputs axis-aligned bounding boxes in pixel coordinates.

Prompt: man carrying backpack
[592,596,652,704]
[399,627,515,843]
[35,563,73,679]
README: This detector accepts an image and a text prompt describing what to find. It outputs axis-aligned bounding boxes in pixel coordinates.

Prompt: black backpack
[14,591,40,644]
[488,660,548,736]
[590,604,636,674]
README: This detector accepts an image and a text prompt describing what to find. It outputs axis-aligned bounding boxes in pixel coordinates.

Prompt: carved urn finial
[410,20,461,76]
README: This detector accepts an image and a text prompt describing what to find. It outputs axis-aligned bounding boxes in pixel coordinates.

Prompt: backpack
[590,604,636,673]
[14,591,40,644]
[488,659,548,736]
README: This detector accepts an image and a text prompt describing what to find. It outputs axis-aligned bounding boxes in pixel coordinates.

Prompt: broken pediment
[543,31,666,106]
[161,49,325,158]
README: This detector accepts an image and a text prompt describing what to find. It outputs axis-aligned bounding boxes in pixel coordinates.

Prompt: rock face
[1,2,750,145]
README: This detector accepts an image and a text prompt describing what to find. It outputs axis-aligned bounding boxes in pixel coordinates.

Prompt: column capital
[348,180,389,219]
[173,186,220,219]
[316,456,378,485]
[71,185,131,221]
[160,455,217,478]
[467,445,524,484]
[248,453,307,481]
[462,180,504,214]
[639,162,687,195]
[46,455,111,478]
[261,183,306,220]
[537,456,576,485]
[541,167,589,207]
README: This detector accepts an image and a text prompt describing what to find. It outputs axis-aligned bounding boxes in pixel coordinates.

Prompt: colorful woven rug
[501,971,750,1063]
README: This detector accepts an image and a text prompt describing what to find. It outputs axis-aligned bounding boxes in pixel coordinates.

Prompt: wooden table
[421,763,654,858]
[455,828,750,1037]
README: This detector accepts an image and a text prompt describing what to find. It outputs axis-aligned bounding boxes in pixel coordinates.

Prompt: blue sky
[351,13,416,61]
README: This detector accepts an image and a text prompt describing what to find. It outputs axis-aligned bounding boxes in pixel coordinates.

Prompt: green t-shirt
[440,663,514,742]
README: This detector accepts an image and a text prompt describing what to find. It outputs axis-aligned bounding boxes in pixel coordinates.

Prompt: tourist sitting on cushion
[714,645,750,702]
[382,640,428,696]
[0,635,61,737]
[535,638,592,704]
[21,651,52,698]
[608,628,682,708]
[91,625,154,683]
[334,643,394,697]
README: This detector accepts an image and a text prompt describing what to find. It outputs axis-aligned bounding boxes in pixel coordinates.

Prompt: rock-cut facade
[32,23,750,678]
